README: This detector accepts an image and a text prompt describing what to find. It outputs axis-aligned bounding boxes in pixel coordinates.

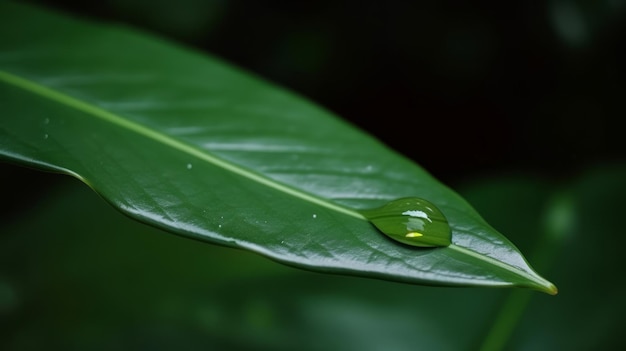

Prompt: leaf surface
[0,2,555,293]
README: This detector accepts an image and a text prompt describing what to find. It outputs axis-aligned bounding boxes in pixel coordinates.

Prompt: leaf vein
[0,69,364,220]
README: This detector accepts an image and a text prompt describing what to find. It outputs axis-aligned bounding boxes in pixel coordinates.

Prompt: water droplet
[218,224,222,228]
[360,197,451,247]
[43,134,48,139]
[43,118,49,125]
[187,163,193,169]
[312,214,317,219]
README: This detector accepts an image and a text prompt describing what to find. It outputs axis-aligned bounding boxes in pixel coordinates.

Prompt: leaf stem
[477,192,570,350]
[478,289,533,351]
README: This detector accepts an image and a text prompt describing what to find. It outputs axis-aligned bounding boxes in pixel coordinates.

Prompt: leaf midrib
[0,69,556,294]
[0,69,364,219]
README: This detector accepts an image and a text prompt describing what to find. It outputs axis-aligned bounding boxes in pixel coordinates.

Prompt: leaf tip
[523,270,558,295]
[545,283,558,296]
[534,280,558,295]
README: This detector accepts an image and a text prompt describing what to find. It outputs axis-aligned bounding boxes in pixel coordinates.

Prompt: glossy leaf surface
[0,2,555,293]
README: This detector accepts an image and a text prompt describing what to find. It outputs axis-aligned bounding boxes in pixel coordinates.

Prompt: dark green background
[2,1,625,350]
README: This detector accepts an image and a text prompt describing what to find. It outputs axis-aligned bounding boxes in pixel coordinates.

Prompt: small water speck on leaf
[187,163,192,169]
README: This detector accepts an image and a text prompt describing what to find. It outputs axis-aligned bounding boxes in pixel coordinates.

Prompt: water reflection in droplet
[360,197,451,247]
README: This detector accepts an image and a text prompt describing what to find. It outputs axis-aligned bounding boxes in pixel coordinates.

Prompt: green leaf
[0,2,555,293]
